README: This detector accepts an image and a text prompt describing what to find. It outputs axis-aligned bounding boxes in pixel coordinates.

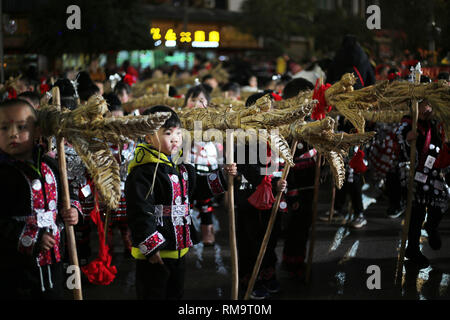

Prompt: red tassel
[123,73,136,87]
[81,194,117,285]
[247,175,275,211]
[434,143,450,169]
[349,148,368,174]
[7,88,17,99]
[271,92,283,101]
[311,79,332,120]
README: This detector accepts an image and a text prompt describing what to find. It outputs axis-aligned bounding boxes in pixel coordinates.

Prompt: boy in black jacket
[0,99,81,299]
[125,105,236,300]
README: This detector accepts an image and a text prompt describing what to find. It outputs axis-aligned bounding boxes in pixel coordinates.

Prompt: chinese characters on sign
[151,27,220,48]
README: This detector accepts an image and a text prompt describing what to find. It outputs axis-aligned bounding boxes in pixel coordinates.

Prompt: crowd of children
[0,35,449,300]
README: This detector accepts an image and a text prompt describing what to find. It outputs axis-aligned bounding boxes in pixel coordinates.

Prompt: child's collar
[127,143,183,174]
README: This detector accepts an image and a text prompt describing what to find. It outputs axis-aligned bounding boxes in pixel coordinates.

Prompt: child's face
[186,92,208,109]
[418,100,432,120]
[118,90,130,104]
[0,104,38,160]
[111,110,124,117]
[147,126,182,156]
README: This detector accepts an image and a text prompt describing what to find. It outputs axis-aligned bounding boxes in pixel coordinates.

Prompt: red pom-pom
[434,143,450,169]
[311,79,332,120]
[81,197,117,285]
[123,73,136,87]
[349,148,368,174]
[7,88,17,99]
[271,92,283,101]
[247,175,275,210]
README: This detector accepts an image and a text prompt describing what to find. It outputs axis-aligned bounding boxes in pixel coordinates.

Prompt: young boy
[125,105,236,300]
[0,99,81,299]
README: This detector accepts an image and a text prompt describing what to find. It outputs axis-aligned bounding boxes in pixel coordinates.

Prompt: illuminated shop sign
[150,27,220,48]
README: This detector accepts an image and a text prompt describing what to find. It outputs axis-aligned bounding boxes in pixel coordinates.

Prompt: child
[184,85,221,245]
[104,93,134,256]
[397,98,449,267]
[125,105,236,300]
[0,99,81,299]
[234,92,287,299]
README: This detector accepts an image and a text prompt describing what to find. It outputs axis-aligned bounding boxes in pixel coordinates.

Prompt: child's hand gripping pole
[52,86,83,300]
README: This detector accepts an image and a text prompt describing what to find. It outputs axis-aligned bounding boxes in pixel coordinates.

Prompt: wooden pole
[244,140,298,300]
[395,69,421,285]
[53,87,83,300]
[305,77,325,283]
[328,116,338,223]
[305,153,323,283]
[328,183,336,223]
[104,207,110,246]
[226,131,239,300]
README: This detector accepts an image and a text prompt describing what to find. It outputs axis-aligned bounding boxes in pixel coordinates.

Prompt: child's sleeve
[125,166,166,258]
[188,164,228,201]
[45,156,83,219]
[0,166,41,256]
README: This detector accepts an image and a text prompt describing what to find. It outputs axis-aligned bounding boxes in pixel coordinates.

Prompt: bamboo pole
[244,140,298,300]
[328,115,338,223]
[395,69,421,285]
[53,87,83,300]
[226,131,239,300]
[104,207,110,246]
[305,153,323,283]
[328,183,336,223]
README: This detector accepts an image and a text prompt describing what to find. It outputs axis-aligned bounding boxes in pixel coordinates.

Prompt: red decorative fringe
[123,73,136,87]
[349,147,368,174]
[81,195,117,286]
[311,79,332,120]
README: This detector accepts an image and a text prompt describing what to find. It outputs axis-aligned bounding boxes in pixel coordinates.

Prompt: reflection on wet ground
[79,183,450,300]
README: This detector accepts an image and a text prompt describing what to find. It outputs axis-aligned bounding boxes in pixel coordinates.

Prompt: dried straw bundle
[325,74,450,137]
[0,74,22,96]
[279,117,375,189]
[38,95,171,208]
[122,94,185,113]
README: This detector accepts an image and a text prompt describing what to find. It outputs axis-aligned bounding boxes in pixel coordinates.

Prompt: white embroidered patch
[32,179,42,191]
[21,235,33,247]
[45,173,54,184]
[48,200,57,211]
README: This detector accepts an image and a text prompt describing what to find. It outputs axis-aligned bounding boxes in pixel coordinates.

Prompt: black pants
[407,203,443,251]
[283,189,314,268]
[385,170,405,210]
[236,200,281,283]
[334,173,364,214]
[135,257,185,300]
[1,262,65,300]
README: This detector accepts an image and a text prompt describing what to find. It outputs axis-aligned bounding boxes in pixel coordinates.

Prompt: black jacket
[327,35,375,89]
[125,144,227,259]
[0,146,81,295]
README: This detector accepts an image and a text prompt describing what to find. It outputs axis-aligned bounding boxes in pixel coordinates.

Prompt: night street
[77,178,450,300]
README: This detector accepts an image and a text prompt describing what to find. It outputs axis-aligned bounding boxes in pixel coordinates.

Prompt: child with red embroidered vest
[184,84,221,245]
[0,99,81,299]
[397,98,449,267]
[125,105,236,300]
[104,93,134,256]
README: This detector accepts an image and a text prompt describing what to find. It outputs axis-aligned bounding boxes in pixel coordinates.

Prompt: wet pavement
[75,180,450,300]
